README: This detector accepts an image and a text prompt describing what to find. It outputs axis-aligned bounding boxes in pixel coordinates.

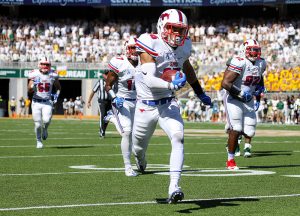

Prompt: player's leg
[224,96,243,170]
[41,102,53,141]
[158,100,184,203]
[98,102,106,137]
[32,102,43,148]
[132,101,158,173]
[243,110,256,157]
[118,101,137,177]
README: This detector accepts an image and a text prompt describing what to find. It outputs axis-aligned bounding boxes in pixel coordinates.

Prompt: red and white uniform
[224,57,266,137]
[108,55,136,133]
[28,69,58,142]
[28,69,58,100]
[133,33,191,183]
[135,33,191,100]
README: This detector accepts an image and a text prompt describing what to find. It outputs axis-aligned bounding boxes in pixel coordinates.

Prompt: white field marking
[0,152,226,159]
[155,169,276,177]
[0,194,300,212]
[69,164,190,170]
[283,175,300,178]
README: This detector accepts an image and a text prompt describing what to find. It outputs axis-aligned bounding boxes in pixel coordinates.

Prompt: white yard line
[0,194,299,211]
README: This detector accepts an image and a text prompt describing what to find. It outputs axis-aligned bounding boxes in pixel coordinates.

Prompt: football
[160,69,183,82]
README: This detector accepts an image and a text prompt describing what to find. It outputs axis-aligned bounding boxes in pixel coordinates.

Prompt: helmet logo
[160,13,170,21]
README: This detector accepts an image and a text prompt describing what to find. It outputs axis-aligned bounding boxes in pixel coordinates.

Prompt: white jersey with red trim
[108,55,136,99]
[135,33,192,100]
[28,69,58,100]
[227,56,266,94]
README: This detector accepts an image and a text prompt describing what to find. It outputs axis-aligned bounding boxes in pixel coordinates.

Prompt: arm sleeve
[140,63,169,89]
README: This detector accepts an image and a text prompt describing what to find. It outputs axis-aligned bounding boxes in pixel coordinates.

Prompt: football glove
[53,94,59,104]
[254,101,260,111]
[198,93,212,106]
[171,72,186,90]
[113,97,124,109]
[254,85,266,96]
[239,90,252,103]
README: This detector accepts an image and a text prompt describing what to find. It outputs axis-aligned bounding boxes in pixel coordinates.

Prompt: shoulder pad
[108,56,126,73]
[136,33,158,57]
[227,57,245,74]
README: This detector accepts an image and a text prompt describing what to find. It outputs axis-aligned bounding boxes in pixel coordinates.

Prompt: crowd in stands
[1,16,300,67]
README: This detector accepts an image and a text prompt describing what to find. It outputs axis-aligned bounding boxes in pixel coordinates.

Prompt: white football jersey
[28,69,59,100]
[108,55,136,99]
[74,100,81,109]
[227,56,266,94]
[135,33,192,100]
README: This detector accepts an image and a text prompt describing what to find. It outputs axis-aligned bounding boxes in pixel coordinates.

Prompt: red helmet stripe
[177,10,183,22]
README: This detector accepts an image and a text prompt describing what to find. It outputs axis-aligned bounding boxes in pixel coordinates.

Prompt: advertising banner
[202,0,278,6]
[0,69,20,78]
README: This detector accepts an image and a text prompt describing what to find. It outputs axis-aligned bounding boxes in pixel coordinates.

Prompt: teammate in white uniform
[221,39,266,170]
[133,9,211,204]
[105,37,138,177]
[28,57,61,149]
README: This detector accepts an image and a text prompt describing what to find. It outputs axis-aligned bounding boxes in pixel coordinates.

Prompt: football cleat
[42,127,48,140]
[125,167,138,177]
[226,159,239,170]
[235,144,241,156]
[244,148,252,157]
[36,141,44,149]
[104,110,113,123]
[168,188,184,204]
[135,156,147,174]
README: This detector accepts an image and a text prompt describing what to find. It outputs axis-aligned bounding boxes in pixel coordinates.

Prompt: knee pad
[231,124,242,133]
[34,121,42,128]
[244,126,255,138]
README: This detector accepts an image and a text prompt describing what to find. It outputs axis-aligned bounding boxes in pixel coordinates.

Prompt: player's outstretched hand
[113,97,124,109]
[171,72,186,90]
[198,93,212,106]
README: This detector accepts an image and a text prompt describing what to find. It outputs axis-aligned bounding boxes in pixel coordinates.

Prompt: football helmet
[157,9,188,47]
[124,37,138,61]
[38,57,51,74]
[240,39,261,62]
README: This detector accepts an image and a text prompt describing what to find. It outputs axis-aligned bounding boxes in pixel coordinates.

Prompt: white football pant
[32,101,53,142]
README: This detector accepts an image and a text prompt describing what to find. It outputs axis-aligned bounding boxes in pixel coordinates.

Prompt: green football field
[0,118,299,216]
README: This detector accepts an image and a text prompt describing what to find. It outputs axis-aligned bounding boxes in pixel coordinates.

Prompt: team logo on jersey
[165,52,176,60]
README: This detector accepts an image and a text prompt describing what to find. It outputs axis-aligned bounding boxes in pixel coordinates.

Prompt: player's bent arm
[139,52,171,89]
[105,71,118,98]
[221,69,244,98]
[183,60,205,95]
[54,79,61,95]
[28,80,35,93]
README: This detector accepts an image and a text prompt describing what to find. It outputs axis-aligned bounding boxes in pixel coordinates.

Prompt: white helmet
[124,37,138,61]
[240,39,261,62]
[157,9,188,47]
[38,56,51,74]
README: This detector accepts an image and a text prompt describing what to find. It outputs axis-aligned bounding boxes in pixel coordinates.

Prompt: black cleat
[167,190,184,204]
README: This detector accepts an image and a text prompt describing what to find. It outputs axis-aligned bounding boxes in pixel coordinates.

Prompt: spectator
[9,96,17,118]
[19,96,25,117]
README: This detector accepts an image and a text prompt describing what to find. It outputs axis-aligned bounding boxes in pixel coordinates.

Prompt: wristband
[108,89,117,99]
[229,85,241,96]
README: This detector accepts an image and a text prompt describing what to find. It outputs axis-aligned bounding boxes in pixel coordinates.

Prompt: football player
[105,37,139,177]
[133,9,211,203]
[28,57,61,149]
[221,39,266,170]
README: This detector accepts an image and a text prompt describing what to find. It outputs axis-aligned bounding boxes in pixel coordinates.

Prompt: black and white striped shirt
[92,79,117,102]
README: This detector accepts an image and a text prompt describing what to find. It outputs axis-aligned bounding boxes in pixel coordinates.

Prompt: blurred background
[0,1,299,124]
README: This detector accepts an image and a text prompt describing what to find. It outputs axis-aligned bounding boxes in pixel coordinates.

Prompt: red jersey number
[37,83,50,92]
[244,76,260,86]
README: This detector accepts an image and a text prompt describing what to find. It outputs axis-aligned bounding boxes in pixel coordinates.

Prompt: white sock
[121,131,132,169]
[228,153,235,160]
[244,143,252,149]
[34,121,42,141]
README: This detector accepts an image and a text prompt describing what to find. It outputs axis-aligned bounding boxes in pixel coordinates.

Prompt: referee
[87,71,117,137]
